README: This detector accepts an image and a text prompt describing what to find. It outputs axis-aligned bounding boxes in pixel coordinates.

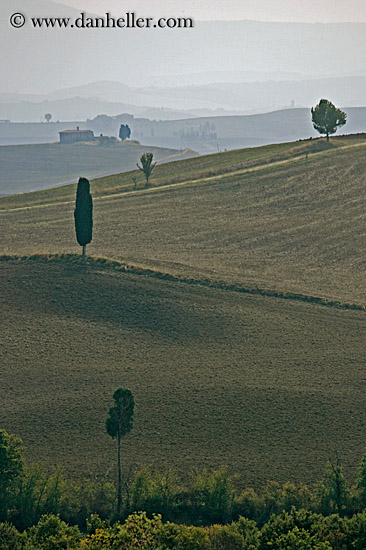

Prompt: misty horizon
[61,0,366,23]
[2,0,366,97]
[1,0,365,140]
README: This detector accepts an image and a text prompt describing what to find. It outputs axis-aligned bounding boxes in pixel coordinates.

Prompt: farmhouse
[59,127,94,144]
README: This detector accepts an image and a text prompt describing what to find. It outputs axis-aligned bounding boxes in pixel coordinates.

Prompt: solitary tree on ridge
[74,177,93,256]
[137,152,156,187]
[311,99,347,141]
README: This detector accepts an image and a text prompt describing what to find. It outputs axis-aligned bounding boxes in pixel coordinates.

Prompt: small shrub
[314,514,350,550]
[189,467,234,524]
[233,488,262,522]
[270,526,332,550]
[175,524,210,550]
[0,522,23,550]
[208,523,245,550]
[348,511,366,550]
[26,514,81,550]
[80,528,113,550]
[259,509,322,550]
[235,516,260,549]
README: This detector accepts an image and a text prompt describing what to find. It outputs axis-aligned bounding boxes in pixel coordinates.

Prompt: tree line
[6,507,366,550]
[3,463,366,549]
[3,424,366,531]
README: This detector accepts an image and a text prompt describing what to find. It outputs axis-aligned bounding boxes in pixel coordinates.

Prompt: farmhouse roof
[59,129,93,134]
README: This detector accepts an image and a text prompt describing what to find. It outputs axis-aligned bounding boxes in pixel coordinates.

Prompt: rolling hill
[1,135,365,488]
[1,136,366,304]
[1,255,365,487]
[0,141,198,195]
[120,106,366,153]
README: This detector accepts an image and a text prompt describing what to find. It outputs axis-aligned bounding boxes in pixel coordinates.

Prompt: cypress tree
[74,177,93,256]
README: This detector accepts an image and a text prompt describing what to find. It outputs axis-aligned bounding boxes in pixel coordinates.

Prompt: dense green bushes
[4,509,366,549]
[4,428,366,548]
[3,456,366,531]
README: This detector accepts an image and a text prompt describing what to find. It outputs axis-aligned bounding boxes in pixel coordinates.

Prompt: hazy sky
[61,0,366,22]
[1,0,366,96]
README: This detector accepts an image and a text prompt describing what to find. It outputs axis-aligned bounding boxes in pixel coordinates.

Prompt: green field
[1,135,365,488]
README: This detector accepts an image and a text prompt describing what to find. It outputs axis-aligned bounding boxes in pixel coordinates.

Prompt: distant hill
[2,107,366,152]
[0,95,198,125]
[1,77,366,123]
[39,77,366,111]
[0,141,198,195]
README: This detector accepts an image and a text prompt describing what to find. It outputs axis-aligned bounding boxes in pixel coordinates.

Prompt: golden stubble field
[1,140,366,305]
[1,258,365,487]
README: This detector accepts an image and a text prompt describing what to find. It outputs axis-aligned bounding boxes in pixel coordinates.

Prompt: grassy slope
[1,256,365,486]
[1,136,366,305]
[1,136,366,486]
[0,140,196,196]
[0,138,347,208]
[0,140,303,208]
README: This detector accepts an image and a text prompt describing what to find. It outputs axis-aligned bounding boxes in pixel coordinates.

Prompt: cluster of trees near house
[119,124,131,141]
[175,121,218,142]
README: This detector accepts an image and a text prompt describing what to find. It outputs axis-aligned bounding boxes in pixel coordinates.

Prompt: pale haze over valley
[2,0,366,93]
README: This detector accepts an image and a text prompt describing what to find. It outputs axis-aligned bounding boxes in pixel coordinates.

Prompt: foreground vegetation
[5,509,362,550]
[3,428,366,549]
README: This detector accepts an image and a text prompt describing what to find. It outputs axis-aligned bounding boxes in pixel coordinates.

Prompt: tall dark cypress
[74,177,93,256]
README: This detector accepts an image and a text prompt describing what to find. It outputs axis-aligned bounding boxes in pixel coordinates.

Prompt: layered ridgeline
[0,136,365,486]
